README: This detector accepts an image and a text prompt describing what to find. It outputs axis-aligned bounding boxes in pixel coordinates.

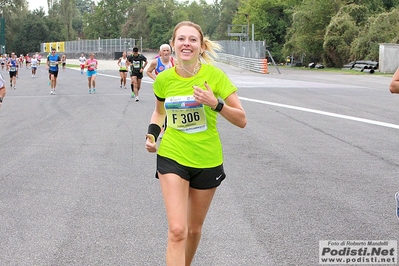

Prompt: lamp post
[244,14,250,41]
[0,13,5,54]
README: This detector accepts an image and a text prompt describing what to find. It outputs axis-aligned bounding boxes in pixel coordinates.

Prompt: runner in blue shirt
[7,53,18,90]
[46,47,61,95]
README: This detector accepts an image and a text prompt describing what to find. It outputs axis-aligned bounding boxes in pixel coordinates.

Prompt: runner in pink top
[85,53,98,94]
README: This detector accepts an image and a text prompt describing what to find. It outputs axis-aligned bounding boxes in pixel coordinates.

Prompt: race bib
[132,61,140,69]
[49,61,57,67]
[165,96,207,133]
[10,67,16,72]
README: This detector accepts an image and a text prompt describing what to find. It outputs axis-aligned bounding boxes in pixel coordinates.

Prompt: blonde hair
[170,21,222,65]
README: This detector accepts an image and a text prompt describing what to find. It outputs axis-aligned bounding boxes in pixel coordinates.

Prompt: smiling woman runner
[145,21,247,266]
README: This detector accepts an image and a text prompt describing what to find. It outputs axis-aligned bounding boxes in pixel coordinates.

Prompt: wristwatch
[212,98,224,112]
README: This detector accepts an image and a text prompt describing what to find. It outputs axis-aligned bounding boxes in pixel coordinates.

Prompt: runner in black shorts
[145,21,247,265]
[127,47,147,101]
[156,155,226,189]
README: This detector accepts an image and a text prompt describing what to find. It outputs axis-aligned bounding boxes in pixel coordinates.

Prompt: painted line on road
[70,68,154,84]
[70,68,399,129]
[239,96,399,130]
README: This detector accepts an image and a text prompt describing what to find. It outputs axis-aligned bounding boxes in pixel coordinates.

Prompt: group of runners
[0,52,42,90]
[0,44,175,106]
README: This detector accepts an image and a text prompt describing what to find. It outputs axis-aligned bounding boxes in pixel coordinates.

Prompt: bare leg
[87,77,92,89]
[52,77,57,90]
[135,78,142,97]
[159,173,190,266]
[185,187,216,266]
[132,76,139,96]
[91,75,96,88]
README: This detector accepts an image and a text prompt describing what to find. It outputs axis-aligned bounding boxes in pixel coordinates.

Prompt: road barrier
[217,53,268,74]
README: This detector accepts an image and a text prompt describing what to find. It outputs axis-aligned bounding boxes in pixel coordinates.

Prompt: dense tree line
[2,0,399,67]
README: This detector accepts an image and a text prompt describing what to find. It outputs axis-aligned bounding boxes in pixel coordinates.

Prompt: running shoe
[395,191,399,219]
[13,86,16,90]
[92,88,96,94]
[0,97,3,105]
[135,96,139,102]
[131,92,135,98]
[53,90,56,95]
[120,85,122,88]
[88,89,92,94]
[50,90,54,95]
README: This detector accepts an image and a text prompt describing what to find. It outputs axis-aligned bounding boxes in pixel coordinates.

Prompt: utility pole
[0,13,5,54]
[244,14,250,41]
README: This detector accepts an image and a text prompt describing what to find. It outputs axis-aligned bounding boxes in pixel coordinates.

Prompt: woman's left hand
[193,82,218,109]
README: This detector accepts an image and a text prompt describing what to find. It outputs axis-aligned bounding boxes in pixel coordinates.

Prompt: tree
[351,8,399,61]
[323,4,368,67]
[146,0,181,48]
[283,0,342,65]
[214,0,240,40]
[14,10,50,53]
[2,0,29,53]
[120,0,151,45]
[60,0,76,40]
[234,0,291,61]
[83,0,129,39]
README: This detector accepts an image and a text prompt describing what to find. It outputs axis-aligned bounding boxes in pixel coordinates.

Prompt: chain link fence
[42,38,265,58]
[217,40,266,59]
[64,38,143,53]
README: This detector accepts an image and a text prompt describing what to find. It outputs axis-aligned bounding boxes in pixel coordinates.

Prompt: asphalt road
[0,58,398,266]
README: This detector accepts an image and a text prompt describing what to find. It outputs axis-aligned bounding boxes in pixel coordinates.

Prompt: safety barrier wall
[216,53,268,74]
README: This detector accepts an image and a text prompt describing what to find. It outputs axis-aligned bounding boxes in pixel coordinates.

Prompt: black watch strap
[212,98,224,112]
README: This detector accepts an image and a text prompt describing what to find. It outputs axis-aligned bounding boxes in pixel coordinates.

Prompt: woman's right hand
[145,134,157,153]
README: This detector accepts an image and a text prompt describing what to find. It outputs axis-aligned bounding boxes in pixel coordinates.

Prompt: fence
[215,40,275,74]
[41,37,143,54]
[217,53,268,74]
[41,38,270,73]
[217,40,266,59]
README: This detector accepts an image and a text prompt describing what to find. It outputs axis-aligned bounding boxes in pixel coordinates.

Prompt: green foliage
[212,0,239,40]
[146,0,180,48]
[323,4,367,67]
[4,0,399,67]
[14,12,50,53]
[283,0,340,64]
[83,0,130,39]
[350,8,399,61]
[235,0,291,61]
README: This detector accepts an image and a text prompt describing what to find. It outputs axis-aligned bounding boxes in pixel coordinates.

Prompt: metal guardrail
[216,53,268,74]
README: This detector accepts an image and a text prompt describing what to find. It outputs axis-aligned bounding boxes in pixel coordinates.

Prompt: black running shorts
[49,70,59,77]
[156,155,226,190]
[130,71,143,79]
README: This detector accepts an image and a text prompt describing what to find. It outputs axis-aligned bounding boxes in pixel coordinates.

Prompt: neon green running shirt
[153,64,237,168]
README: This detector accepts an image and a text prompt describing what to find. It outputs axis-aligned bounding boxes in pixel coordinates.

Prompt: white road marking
[239,96,399,130]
